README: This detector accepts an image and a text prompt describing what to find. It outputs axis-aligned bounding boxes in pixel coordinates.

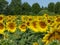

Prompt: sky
[7,0,60,7]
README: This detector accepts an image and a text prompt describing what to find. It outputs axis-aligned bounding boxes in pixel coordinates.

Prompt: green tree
[7,0,22,15]
[48,2,55,12]
[55,2,60,14]
[0,0,8,14]
[21,2,31,15]
[32,3,41,14]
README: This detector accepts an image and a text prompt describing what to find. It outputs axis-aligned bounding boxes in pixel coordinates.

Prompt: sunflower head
[21,15,28,22]
[19,23,27,32]
[27,16,33,21]
[0,22,5,34]
[29,21,39,32]
[43,14,49,19]
[6,15,16,22]
[56,17,60,22]
[6,22,16,33]
[43,30,60,45]
[0,15,5,22]
[38,21,48,32]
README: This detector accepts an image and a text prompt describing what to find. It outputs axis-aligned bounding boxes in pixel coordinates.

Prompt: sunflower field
[0,14,60,45]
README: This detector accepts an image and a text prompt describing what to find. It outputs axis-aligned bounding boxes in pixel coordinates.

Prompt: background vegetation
[0,0,60,15]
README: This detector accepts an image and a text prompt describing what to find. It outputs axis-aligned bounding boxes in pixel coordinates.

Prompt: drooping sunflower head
[0,22,5,34]
[6,22,17,33]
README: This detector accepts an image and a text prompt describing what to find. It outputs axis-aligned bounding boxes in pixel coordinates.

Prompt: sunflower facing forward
[37,21,48,32]
[6,21,17,33]
[28,21,39,32]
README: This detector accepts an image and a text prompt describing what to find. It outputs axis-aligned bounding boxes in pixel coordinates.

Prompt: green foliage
[0,0,8,14]
[32,3,41,15]
[6,0,22,15]
[48,2,55,12]
[21,2,31,15]
[0,28,45,45]
[38,10,55,15]
[55,2,60,14]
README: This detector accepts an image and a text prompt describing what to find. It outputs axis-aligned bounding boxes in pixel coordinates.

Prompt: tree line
[0,0,60,15]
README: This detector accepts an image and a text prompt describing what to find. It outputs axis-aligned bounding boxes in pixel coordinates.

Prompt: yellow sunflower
[33,42,39,45]
[43,14,49,19]
[42,30,60,45]
[21,15,28,22]
[27,16,33,21]
[37,21,48,32]
[6,15,16,22]
[54,17,60,23]
[33,16,38,21]
[29,21,39,32]
[26,21,31,28]
[45,17,55,26]
[37,16,43,21]
[49,22,57,33]
[55,23,60,32]
[18,23,27,32]
[0,22,5,34]
[0,15,5,22]
[6,22,16,33]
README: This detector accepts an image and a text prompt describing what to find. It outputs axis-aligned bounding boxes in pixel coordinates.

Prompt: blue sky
[7,0,60,7]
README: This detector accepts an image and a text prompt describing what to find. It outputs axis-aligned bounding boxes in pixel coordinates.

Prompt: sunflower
[6,15,16,22]
[45,17,54,26]
[18,23,27,32]
[54,17,60,23]
[55,23,60,32]
[27,16,33,21]
[49,22,57,33]
[37,16,43,21]
[42,29,60,45]
[29,21,39,32]
[37,21,48,32]
[26,21,31,28]
[33,16,38,21]
[0,22,5,34]
[0,15,5,22]
[21,15,28,22]
[43,14,49,19]
[33,42,39,45]
[6,22,16,33]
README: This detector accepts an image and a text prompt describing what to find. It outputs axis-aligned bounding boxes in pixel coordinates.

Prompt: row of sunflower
[0,14,60,45]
